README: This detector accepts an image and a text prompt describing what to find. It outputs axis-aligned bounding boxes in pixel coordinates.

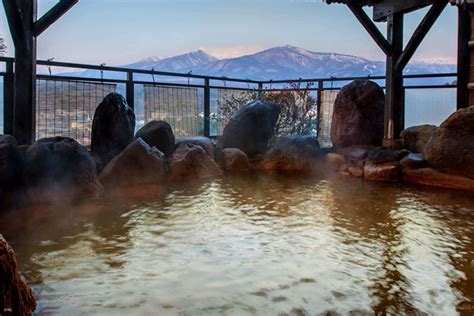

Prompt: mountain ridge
[62,45,456,81]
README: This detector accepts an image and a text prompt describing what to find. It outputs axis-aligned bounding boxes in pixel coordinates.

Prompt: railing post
[126,71,134,109]
[316,80,323,139]
[3,60,14,135]
[204,78,211,137]
[257,82,263,100]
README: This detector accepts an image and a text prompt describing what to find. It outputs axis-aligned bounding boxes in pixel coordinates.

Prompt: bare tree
[216,83,318,137]
[0,37,6,56]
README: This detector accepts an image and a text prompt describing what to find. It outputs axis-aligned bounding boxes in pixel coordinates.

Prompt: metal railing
[0,56,457,146]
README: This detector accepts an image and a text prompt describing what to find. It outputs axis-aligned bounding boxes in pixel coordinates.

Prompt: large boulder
[170,143,222,182]
[331,80,385,148]
[91,93,135,169]
[24,137,102,203]
[260,136,322,173]
[99,138,166,188]
[0,235,36,316]
[221,148,253,173]
[400,125,437,153]
[135,120,175,158]
[176,136,214,159]
[423,106,474,179]
[0,135,24,193]
[219,100,281,160]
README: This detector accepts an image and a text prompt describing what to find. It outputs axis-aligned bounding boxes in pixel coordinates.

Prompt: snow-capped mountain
[62,45,456,81]
[123,50,218,72]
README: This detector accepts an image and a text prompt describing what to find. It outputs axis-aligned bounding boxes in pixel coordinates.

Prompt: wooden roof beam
[2,0,30,47]
[347,1,392,56]
[34,0,78,37]
[395,0,449,71]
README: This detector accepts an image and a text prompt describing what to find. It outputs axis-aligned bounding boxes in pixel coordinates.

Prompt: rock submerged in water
[135,120,175,159]
[23,137,102,203]
[403,167,474,191]
[400,125,437,153]
[364,161,401,183]
[219,100,281,160]
[0,235,36,316]
[91,93,136,170]
[260,136,322,173]
[171,143,222,182]
[331,80,385,148]
[99,138,166,188]
[423,106,474,179]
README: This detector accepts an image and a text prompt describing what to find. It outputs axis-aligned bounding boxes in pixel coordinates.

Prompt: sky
[0,0,458,66]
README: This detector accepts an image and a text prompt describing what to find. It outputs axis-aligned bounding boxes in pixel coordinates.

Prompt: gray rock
[401,125,437,153]
[135,120,175,158]
[176,136,214,159]
[219,100,281,159]
[261,136,322,173]
[24,137,102,203]
[91,93,135,170]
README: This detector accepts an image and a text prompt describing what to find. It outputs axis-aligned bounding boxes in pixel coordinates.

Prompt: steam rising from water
[1,175,473,315]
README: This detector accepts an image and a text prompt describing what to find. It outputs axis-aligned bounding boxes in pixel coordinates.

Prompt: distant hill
[60,45,456,83]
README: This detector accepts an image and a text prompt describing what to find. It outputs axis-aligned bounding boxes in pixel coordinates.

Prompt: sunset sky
[0,0,458,65]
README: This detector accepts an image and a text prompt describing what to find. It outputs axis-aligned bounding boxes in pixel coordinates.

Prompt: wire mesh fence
[143,85,201,137]
[213,88,257,136]
[405,88,456,127]
[318,90,339,148]
[36,79,117,146]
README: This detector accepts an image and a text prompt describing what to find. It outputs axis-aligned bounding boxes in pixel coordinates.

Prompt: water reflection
[0,175,473,315]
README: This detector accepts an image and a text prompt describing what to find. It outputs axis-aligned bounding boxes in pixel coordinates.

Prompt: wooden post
[383,13,404,148]
[126,71,135,109]
[3,60,14,135]
[457,1,471,109]
[257,82,263,100]
[3,0,38,144]
[2,0,77,144]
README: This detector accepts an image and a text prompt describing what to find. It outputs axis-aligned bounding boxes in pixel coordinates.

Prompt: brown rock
[171,143,223,182]
[0,235,36,316]
[403,167,474,191]
[260,136,322,173]
[400,125,437,153]
[221,148,252,173]
[331,80,385,148]
[348,161,364,178]
[99,138,166,188]
[176,137,214,159]
[326,153,346,171]
[364,161,401,182]
[423,106,474,179]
